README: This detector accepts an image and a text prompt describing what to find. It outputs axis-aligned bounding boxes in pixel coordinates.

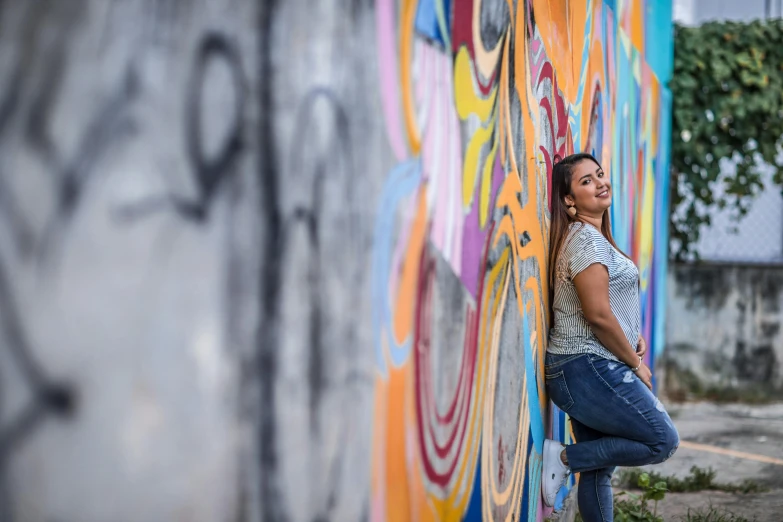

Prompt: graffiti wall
[0,0,671,521]
[370,0,673,520]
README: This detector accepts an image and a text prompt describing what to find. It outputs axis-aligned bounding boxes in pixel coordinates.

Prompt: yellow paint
[455,45,500,218]
[461,116,496,209]
[454,47,497,121]
[479,133,499,228]
[679,441,783,467]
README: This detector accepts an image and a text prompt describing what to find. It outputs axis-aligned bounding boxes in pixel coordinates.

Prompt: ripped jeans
[545,352,679,522]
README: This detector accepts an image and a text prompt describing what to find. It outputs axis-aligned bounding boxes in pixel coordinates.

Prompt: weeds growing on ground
[571,467,764,522]
[576,472,667,522]
[681,505,756,522]
[615,466,767,494]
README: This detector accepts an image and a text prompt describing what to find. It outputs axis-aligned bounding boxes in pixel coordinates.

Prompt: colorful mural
[371,0,673,520]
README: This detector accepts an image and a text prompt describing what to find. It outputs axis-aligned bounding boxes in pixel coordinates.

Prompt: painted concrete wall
[0,1,672,521]
[370,1,673,519]
[665,264,783,396]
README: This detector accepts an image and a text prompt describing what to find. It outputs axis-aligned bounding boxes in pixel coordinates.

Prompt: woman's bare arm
[572,263,640,368]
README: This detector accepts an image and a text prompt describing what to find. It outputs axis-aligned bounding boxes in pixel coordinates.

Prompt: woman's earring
[567,205,577,217]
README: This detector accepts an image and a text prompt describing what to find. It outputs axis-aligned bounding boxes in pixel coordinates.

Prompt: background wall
[667,0,783,402]
[666,264,783,398]
[673,0,783,265]
[0,1,672,521]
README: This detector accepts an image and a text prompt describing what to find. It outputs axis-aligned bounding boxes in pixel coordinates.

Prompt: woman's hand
[633,335,651,388]
[636,335,647,357]
[635,362,652,390]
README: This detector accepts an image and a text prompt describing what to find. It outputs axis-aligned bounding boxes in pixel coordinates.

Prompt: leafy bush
[670,19,783,259]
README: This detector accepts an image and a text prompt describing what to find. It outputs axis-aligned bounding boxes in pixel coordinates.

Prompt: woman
[540,153,679,521]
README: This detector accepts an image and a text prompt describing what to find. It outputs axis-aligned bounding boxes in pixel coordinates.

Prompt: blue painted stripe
[371,160,422,376]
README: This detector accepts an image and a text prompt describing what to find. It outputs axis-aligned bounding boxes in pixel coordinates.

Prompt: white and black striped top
[548,222,641,362]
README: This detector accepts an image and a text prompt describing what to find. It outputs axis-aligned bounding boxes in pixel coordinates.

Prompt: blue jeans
[545,352,679,522]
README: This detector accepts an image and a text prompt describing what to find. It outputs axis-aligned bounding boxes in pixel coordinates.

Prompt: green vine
[670,18,783,260]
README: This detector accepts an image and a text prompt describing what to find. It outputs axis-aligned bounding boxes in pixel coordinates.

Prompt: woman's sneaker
[542,439,571,507]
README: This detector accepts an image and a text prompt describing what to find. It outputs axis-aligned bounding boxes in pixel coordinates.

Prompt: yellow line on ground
[679,440,783,466]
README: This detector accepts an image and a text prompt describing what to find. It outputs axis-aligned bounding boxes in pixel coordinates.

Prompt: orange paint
[648,72,660,151]
[630,0,644,55]
[384,365,413,522]
[400,0,421,155]
[405,368,436,522]
[393,188,428,345]
[411,453,438,522]
[370,373,387,496]
[493,162,550,416]
[568,0,589,102]
[530,0,588,104]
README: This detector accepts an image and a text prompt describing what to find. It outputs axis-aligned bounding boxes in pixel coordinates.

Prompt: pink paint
[643,283,654,366]
[529,32,547,80]
[460,154,504,297]
[540,502,552,521]
[370,492,384,522]
[419,42,465,277]
[414,247,482,487]
[448,95,464,275]
[414,42,427,119]
[376,0,408,161]
[460,191,488,297]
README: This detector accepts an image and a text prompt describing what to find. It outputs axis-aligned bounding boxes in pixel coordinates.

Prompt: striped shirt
[548,222,641,362]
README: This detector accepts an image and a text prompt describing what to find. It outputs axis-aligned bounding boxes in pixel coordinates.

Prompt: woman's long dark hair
[548,153,627,319]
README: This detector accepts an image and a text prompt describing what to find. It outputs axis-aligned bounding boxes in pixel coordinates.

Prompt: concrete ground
[628,401,783,521]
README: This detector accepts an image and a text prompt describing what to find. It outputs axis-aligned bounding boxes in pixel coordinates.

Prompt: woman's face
[565,159,611,216]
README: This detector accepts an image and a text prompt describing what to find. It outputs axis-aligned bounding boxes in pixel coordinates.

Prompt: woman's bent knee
[649,426,679,464]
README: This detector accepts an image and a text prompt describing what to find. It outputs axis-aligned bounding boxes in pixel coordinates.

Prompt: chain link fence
[692,163,783,264]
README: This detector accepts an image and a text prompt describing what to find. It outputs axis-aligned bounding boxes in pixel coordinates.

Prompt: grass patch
[575,500,757,522]
[615,466,767,494]
[573,470,761,522]
[681,506,756,522]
